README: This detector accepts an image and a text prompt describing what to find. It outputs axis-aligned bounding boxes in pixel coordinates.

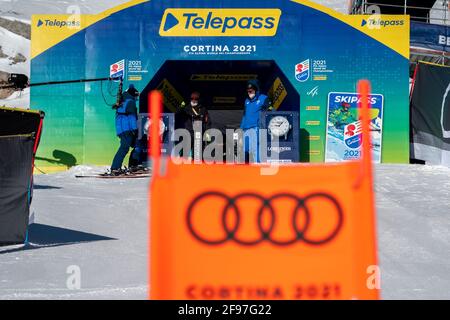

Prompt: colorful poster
[326,92,384,162]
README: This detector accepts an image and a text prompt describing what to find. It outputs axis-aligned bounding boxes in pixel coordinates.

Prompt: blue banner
[411,21,450,52]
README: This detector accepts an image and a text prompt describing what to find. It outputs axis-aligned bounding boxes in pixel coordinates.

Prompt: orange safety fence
[148,80,379,300]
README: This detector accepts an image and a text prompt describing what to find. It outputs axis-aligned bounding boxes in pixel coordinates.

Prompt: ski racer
[329,102,357,130]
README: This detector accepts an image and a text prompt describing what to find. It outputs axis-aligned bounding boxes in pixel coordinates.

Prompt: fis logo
[159,8,282,37]
[361,18,404,28]
[307,86,319,97]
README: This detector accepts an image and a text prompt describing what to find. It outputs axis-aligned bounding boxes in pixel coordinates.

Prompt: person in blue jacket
[111,84,140,174]
[240,79,271,163]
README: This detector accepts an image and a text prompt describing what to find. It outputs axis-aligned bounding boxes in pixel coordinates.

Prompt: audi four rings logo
[186,191,344,246]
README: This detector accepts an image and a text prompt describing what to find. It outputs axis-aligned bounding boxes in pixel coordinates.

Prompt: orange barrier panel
[149,80,379,300]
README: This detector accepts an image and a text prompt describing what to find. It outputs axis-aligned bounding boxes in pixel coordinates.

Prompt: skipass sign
[325,92,384,163]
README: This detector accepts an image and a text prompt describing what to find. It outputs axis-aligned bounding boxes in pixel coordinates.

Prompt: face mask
[191,101,198,107]
[248,93,256,99]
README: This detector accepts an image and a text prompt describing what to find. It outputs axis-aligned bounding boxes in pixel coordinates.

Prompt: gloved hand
[180,101,186,109]
[268,102,274,111]
[205,132,212,142]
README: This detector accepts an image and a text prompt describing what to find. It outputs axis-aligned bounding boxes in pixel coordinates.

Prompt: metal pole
[445,0,448,25]
[404,0,408,15]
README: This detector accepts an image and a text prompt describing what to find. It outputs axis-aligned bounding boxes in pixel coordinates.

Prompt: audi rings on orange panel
[186,191,344,246]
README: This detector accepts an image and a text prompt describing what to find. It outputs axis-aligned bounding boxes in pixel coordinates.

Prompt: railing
[351,0,450,25]
[351,0,450,64]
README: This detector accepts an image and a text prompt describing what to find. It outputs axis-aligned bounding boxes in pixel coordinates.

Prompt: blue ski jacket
[115,92,138,136]
[240,92,270,130]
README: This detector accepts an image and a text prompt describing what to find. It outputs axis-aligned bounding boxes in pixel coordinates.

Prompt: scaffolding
[350,0,448,25]
[350,0,450,68]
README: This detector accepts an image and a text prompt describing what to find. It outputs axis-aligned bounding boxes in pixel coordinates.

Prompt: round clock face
[268,116,290,137]
[144,119,166,136]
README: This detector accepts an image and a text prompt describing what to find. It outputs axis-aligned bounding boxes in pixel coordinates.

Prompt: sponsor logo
[213,97,237,104]
[268,77,287,110]
[439,35,450,46]
[362,18,405,28]
[156,79,184,113]
[187,191,343,246]
[163,13,179,31]
[440,82,450,138]
[313,75,327,81]
[307,86,319,97]
[344,121,362,149]
[160,8,282,37]
[268,146,292,152]
[190,74,257,81]
[333,94,380,105]
[37,19,81,28]
[295,60,310,82]
[128,75,142,81]
[296,60,333,82]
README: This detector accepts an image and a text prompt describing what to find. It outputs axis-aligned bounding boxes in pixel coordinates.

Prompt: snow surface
[0,165,148,300]
[0,87,29,108]
[0,26,29,75]
[0,164,449,299]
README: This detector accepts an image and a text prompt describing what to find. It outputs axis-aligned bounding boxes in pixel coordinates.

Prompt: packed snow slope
[0,164,449,299]
[0,25,29,75]
[0,166,148,299]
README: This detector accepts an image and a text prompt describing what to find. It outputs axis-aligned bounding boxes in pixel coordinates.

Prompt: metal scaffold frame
[350,0,450,67]
[351,0,449,24]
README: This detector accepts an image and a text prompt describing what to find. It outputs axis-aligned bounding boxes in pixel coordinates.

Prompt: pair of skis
[75,168,151,179]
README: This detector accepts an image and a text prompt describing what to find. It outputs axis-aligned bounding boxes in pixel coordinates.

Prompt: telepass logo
[36,18,80,28]
[159,8,282,37]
